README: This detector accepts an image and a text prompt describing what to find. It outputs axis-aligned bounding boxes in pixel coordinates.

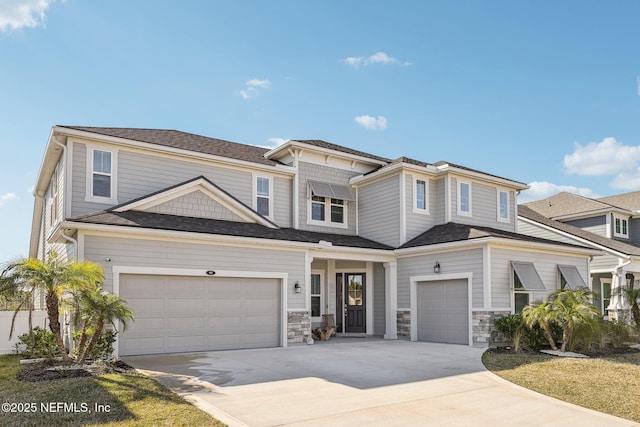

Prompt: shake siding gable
[397,249,483,308]
[82,234,307,309]
[358,174,401,247]
[145,190,246,222]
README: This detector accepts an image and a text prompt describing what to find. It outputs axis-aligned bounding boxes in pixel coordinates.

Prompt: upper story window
[497,189,510,222]
[613,214,629,238]
[307,180,353,229]
[86,146,118,204]
[457,180,472,216]
[414,178,429,214]
[255,176,272,218]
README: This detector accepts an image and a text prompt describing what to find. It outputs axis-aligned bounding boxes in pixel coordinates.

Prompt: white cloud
[354,115,387,130]
[240,78,271,99]
[0,192,17,206]
[252,137,289,149]
[0,0,56,31]
[563,137,640,176]
[342,52,410,68]
[518,182,598,203]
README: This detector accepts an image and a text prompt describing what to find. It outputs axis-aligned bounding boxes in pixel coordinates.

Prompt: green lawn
[482,350,640,423]
[0,354,225,427]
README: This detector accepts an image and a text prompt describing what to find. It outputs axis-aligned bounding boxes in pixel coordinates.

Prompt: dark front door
[344,273,366,333]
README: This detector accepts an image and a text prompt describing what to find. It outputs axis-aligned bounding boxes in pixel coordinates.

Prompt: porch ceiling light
[434,261,441,274]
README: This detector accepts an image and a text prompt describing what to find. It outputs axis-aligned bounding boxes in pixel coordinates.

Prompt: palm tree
[522,300,559,350]
[548,288,599,352]
[76,287,134,363]
[624,284,640,330]
[0,253,104,361]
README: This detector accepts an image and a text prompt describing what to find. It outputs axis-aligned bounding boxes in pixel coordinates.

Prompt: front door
[344,273,366,333]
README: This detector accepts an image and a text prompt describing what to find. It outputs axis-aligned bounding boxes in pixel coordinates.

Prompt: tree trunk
[76,320,90,363]
[82,322,104,362]
[46,291,71,362]
[542,323,558,351]
[560,326,570,352]
[632,303,640,331]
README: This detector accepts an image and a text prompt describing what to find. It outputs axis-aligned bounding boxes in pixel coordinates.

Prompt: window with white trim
[307,181,352,228]
[414,178,429,214]
[255,176,271,217]
[86,147,118,203]
[311,272,322,319]
[613,214,629,238]
[600,278,612,316]
[512,261,546,314]
[457,181,471,216]
[497,189,509,222]
[513,273,530,314]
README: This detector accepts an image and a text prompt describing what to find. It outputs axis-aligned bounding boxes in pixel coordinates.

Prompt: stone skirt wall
[287,311,312,344]
[473,310,511,347]
[396,310,411,337]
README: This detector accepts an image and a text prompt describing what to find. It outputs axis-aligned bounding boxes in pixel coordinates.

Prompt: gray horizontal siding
[631,218,640,246]
[405,174,438,243]
[358,174,401,247]
[450,178,515,232]
[590,253,619,271]
[565,216,608,237]
[516,219,587,245]
[434,177,446,224]
[373,262,386,336]
[490,248,589,309]
[297,162,359,235]
[82,235,306,309]
[71,142,292,227]
[398,248,483,309]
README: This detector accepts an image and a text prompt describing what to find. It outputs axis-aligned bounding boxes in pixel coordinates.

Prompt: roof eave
[266,140,389,167]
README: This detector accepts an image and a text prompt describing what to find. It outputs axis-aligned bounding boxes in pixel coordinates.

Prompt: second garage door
[416,279,469,345]
[119,274,281,356]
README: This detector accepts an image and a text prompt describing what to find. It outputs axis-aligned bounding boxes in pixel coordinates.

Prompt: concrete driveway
[125,338,637,427]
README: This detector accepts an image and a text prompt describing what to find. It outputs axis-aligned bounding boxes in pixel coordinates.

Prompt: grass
[483,350,640,422]
[0,354,225,427]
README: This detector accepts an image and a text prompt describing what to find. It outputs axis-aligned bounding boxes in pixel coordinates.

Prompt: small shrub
[604,320,631,348]
[15,327,60,359]
[73,329,117,360]
[494,314,561,351]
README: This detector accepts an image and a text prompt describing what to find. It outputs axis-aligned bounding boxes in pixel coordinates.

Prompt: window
[497,189,509,222]
[92,150,112,198]
[86,146,117,203]
[256,177,271,217]
[458,181,471,216]
[512,261,546,314]
[558,265,586,290]
[311,273,322,318]
[601,279,612,316]
[414,178,429,214]
[513,274,530,314]
[613,214,629,238]
[307,181,353,228]
[311,196,325,221]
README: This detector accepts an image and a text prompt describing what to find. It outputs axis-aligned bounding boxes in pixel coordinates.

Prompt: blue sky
[1,1,640,261]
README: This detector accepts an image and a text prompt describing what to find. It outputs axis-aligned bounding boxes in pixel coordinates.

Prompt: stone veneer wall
[396,310,411,338]
[473,310,511,347]
[288,311,312,343]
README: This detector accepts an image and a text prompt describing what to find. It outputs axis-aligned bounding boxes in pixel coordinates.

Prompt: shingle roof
[399,221,591,250]
[596,191,640,212]
[518,205,640,256]
[58,126,281,166]
[291,140,391,163]
[523,192,615,218]
[67,210,393,250]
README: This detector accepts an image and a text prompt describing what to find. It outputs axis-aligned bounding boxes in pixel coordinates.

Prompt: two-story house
[30,126,598,356]
[519,192,640,319]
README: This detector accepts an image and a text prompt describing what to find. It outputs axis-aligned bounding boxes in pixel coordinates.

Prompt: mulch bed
[487,345,640,358]
[16,359,134,382]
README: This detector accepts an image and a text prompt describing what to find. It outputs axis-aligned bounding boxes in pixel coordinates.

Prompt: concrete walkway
[125,339,638,426]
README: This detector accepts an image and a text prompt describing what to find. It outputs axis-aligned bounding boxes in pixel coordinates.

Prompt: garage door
[119,275,281,356]
[416,279,469,345]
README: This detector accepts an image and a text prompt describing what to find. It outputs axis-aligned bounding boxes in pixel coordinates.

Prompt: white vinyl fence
[0,311,48,354]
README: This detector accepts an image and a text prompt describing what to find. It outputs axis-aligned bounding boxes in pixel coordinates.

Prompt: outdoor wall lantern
[294,281,301,293]
[434,261,441,274]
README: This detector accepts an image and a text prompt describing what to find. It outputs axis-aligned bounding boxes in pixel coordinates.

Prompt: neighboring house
[519,191,640,319]
[29,126,599,356]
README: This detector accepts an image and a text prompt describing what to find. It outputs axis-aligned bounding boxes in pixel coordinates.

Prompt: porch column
[383,261,398,340]
[608,266,631,324]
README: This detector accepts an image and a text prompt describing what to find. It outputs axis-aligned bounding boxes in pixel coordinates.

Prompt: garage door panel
[417,279,469,345]
[120,275,281,356]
